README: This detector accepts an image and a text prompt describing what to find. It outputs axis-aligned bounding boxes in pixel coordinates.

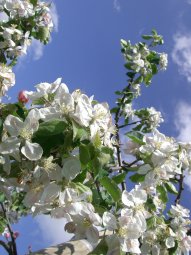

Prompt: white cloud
[175,101,191,141]
[50,2,59,33]
[35,215,73,245]
[113,0,121,12]
[29,39,44,61]
[175,101,191,191]
[172,32,191,83]
[184,172,191,192]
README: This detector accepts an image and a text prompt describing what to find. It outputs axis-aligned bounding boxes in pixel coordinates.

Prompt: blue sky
[2,0,191,253]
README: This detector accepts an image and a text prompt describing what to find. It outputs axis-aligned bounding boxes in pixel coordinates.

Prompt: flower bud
[13,231,20,239]
[18,90,29,104]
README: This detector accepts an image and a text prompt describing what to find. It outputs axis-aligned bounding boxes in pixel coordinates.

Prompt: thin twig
[122,159,139,167]
[118,120,141,129]
[0,240,11,254]
[0,202,17,255]
[90,172,103,202]
[114,87,132,191]
[175,174,184,205]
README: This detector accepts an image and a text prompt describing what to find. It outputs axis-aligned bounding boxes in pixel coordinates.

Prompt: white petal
[122,190,134,207]
[21,141,43,160]
[165,237,175,248]
[103,212,117,230]
[0,137,20,156]
[39,107,60,120]
[40,183,60,203]
[122,239,141,253]
[132,189,147,205]
[50,78,63,93]
[24,109,40,133]
[3,155,11,175]
[4,115,23,136]
[106,234,120,255]
[86,226,99,244]
[62,156,81,180]
[59,188,78,205]
[24,188,43,207]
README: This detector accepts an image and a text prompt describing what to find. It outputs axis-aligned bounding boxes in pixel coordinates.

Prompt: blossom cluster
[0,0,53,99]
[0,21,190,255]
[0,78,115,236]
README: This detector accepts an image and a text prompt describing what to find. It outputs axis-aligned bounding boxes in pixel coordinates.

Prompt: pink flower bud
[18,91,29,104]
[4,232,10,239]
[13,231,20,239]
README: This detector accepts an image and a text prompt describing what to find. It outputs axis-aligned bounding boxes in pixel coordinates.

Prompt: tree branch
[0,240,11,254]
[175,174,184,205]
[0,202,18,255]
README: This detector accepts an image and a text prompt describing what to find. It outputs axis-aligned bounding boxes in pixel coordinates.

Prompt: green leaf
[34,119,67,137]
[168,240,178,255]
[79,144,91,165]
[73,182,92,202]
[36,27,50,42]
[146,197,156,212]
[151,64,158,75]
[126,131,145,145]
[110,107,118,114]
[112,172,126,184]
[157,185,168,204]
[88,238,108,255]
[143,72,153,85]
[0,218,6,234]
[165,182,178,195]
[33,133,65,155]
[134,75,143,84]
[15,103,25,120]
[115,91,122,95]
[30,0,38,6]
[32,97,45,105]
[72,120,89,141]
[130,173,145,182]
[100,176,121,202]
[32,119,68,155]
[73,168,87,183]
[127,72,135,79]
[0,192,5,203]
[142,35,153,40]
[146,216,156,229]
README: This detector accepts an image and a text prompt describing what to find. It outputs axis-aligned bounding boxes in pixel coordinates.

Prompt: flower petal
[21,141,43,160]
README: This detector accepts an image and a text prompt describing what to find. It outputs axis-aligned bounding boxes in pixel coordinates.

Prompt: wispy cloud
[50,2,59,33]
[174,101,191,191]
[29,39,44,61]
[35,215,73,246]
[172,32,191,83]
[175,101,191,141]
[113,0,121,12]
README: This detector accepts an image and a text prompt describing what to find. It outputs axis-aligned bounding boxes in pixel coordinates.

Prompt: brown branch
[90,172,103,202]
[0,240,11,254]
[122,159,139,168]
[114,85,132,191]
[175,174,184,205]
[118,120,141,129]
[0,202,18,255]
